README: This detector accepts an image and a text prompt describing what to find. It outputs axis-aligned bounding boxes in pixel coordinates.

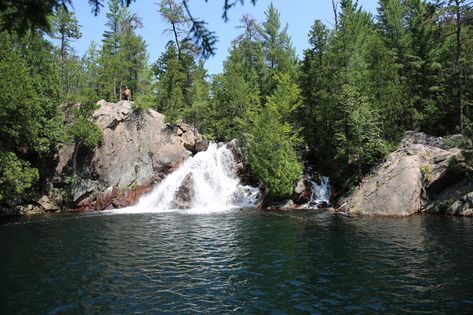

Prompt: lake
[1,209,473,313]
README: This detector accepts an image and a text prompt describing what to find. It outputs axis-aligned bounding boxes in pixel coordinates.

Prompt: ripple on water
[0,209,473,313]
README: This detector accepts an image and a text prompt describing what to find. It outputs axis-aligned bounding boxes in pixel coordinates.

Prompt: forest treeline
[0,0,472,203]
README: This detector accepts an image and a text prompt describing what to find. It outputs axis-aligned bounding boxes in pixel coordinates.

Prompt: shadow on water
[1,209,473,313]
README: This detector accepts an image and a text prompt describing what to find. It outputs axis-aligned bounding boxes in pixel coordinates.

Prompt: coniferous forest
[1,0,472,203]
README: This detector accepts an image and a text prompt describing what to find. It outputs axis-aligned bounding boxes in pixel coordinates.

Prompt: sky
[69,0,379,74]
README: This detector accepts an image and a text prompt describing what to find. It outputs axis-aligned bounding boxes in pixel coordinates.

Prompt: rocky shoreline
[2,100,473,218]
[338,131,473,217]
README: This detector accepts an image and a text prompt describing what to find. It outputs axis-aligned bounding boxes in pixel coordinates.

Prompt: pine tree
[51,6,82,95]
[153,40,194,123]
[98,0,147,101]
[259,3,298,100]
[243,74,304,199]
[209,57,260,141]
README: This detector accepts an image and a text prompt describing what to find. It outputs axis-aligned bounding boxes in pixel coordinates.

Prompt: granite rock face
[339,131,464,216]
[58,100,209,210]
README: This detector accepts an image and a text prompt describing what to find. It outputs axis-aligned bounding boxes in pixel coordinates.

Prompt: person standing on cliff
[122,86,131,101]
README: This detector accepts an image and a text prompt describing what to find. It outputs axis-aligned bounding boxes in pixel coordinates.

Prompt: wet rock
[171,174,194,209]
[36,195,59,211]
[292,176,312,204]
[267,199,297,210]
[448,192,473,216]
[16,204,44,215]
[178,124,209,154]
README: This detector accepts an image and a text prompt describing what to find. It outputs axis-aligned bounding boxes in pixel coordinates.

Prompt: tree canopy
[1,0,473,203]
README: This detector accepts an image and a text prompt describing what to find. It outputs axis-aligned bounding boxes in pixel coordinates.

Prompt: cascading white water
[301,176,331,208]
[122,142,261,213]
[310,176,331,204]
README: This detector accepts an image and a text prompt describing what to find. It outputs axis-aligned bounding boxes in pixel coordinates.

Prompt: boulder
[57,100,208,210]
[448,192,473,216]
[36,195,59,211]
[292,176,312,204]
[339,131,464,216]
[178,124,209,154]
[171,173,195,209]
[267,199,297,210]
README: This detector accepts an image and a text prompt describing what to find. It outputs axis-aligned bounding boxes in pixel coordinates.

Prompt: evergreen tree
[259,3,298,99]
[436,0,473,133]
[0,32,64,202]
[153,41,189,122]
[209,58,260,140]
[117,8,148,94]
[82,41,102,97]
[243,74,304,199]
[51,5,82,95]
[99,0,147,101]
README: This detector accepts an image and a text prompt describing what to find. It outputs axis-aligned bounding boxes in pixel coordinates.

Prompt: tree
[98,0,147,101]
[153,41,190,122]
[365,29,405,141]
[243,74,304,199]
[0,0,262,59]
[436,0,473,133]
[231,14,266,97]
[159,0,192,59]
[0,152,39,203]
[0,31,64,202]
[51,5,82,94]
[209,57,260,140]
[182,62,212,133]
[259,3,298,99]
[82,41,102,96]
[299,19,332,154]
[117,8,148,94]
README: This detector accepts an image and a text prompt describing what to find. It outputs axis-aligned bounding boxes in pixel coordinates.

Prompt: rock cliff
[57,100,209,210]
[339,131,467,216]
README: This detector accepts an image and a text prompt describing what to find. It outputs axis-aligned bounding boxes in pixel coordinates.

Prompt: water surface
[1,209,473,313]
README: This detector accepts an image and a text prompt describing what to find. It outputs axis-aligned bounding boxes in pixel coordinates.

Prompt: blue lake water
[1,209,473,314]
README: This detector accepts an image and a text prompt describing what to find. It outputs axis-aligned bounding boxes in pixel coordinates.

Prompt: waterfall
[302,176,331,208]
[112,143,261,213]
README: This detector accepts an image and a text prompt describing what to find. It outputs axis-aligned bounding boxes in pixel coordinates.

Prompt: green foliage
[431,197,456,214]
[0,31,65,204]
[98,0,147,101]
[259,3,298,99]
[2,0,473,203]
[443,135,471,149]
[420,164,432,181]
[209,62,260,141]
[51,5,82,97]
[243,74,304,199]
[66,97,103,148]
[0,152,39,202]
[153,41,189,123]
[0,32,65,153]
[67,116,103,148]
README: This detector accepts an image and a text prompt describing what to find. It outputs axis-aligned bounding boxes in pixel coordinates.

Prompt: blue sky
[69,0,378,74]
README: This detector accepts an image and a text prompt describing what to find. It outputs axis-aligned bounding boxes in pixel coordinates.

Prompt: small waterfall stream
[301,176,331,208]
[116,143,261,213]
